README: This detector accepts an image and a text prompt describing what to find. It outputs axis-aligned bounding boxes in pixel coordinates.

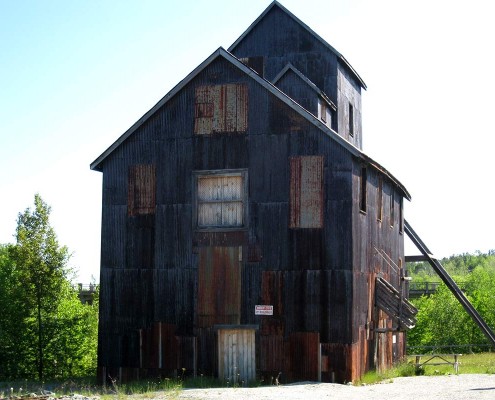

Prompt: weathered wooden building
[91,1,416,384]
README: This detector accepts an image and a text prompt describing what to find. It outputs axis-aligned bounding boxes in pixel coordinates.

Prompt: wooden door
[217,328,256,383]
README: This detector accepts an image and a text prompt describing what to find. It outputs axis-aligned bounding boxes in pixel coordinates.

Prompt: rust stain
[197,246,241,327]
[287,332,319,382]
[194,84,248,134]
[128,164,156,216]
[289,156,324,228]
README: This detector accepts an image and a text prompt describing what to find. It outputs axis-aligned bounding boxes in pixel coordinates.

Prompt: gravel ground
[176,374,495,400]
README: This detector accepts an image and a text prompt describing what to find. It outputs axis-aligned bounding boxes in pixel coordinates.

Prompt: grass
[3,353,495,397]
[357,352,495,385]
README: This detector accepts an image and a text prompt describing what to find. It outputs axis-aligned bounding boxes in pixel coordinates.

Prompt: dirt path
[175,374,495,400]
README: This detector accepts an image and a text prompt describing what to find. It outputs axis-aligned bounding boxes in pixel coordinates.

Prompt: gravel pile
[176,374,495,400]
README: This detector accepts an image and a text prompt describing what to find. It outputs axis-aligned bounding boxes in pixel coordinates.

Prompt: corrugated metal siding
[287,332,320,382]
[260,271,284,336]
[195,327,216,375]
[259,335,285,376]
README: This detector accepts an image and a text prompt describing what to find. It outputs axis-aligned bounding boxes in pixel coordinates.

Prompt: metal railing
[407,343,495,355]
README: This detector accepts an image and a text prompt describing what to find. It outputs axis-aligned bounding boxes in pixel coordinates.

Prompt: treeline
[408,250,495,281]
[0,195,98,381]
[407,251,495,351]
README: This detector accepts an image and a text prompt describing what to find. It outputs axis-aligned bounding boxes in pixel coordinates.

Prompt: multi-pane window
[196,171,247,228]
[128,164,156,216]
[289,156,324,228]
[194,84,248,134]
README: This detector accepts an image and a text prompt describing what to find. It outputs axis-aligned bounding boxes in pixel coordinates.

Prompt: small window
[128,164,156,216]
[360,167,367,213]
[349,103,354,137]
[377,176,383,221]
[318,98,332,127]
[195,171,247,229]
[194,84,248,135]
[239,56,264,77]
[399,197,404,234]
[390,191,395,228]
[320,99,327,123]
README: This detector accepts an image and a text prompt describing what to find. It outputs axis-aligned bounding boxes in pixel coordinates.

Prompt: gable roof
[90,47,409,200]
[273,63,337,111]
[228,1,367,90]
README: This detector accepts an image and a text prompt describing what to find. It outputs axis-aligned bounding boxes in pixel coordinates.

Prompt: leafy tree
[0,194,98,380]
[408,251,495,352]
[8,194,71,380]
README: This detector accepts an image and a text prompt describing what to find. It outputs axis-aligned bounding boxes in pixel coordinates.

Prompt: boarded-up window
[196,171,246,228]
[128,164,156,216]
[289,156,324,228]
[194,84,248,134]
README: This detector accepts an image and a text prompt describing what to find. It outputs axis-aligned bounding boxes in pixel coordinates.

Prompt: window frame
[193,169,248,231]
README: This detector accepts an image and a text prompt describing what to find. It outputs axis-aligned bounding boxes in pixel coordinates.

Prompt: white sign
[255,305,273,315]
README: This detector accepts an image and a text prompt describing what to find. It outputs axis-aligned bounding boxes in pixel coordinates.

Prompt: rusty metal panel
[197,246,241,327]
[139,323,178,373]
[260,271,284,335]
[289,155,324,228]
[128,164,156,216]
[194,86,214,134]
[217,327,256,383]
[288,332,319,382]
[194,84,248,134]
[259,335,285,376]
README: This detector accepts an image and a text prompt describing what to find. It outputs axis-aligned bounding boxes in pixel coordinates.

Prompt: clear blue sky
[1,0,494,282]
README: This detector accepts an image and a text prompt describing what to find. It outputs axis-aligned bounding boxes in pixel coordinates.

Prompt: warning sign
[255,305,273,315]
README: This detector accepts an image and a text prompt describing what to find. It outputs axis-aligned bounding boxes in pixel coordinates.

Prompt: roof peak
[228,1,366,89]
